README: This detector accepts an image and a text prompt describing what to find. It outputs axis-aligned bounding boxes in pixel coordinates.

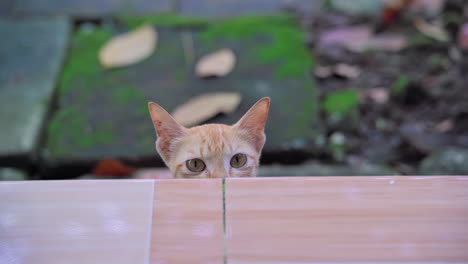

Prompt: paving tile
[0,180,155,264]
[151,179,224,264]
[0,0,14,15]
[14,0,171,16]
[225,176,468,263]
[180,0,320,18]
[189,19,319,152]
[0,17,70,161]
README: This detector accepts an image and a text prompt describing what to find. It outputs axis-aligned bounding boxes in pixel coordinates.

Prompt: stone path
[0,17,70,166]
[43,17,319,167]
[0,1,322,178]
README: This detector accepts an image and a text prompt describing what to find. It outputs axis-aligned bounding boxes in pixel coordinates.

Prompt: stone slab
[179,0,320,17]
[0,17,70,160]
[13,0,172,16]
[0,0,14,15]
[44,16,319,166]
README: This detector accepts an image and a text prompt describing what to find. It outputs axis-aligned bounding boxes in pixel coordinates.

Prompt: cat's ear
[235,97,270,152]
[148,102,186,162]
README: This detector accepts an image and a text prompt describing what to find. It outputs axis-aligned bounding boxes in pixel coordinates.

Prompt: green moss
[58,28,113,94]
[201,15,314,78]
[111,86,145,105]
[121,13,211,29]
[47,107,117,155]
[323,90,359,116]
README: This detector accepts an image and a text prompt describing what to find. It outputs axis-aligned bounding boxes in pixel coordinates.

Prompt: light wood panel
[0,180,154,264]
[226,176,468,263]
[150,179,224,264]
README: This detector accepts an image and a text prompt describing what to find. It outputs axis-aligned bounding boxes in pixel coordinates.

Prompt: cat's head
[148,97,270,178]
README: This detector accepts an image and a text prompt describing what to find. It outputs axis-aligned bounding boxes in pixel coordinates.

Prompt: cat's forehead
[188,124,234,138]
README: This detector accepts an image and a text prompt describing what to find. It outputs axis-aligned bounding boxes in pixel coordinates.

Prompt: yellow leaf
[172,93,241,127]
[195,49,236,77]
[414,19,449,42]
[99,24,157,68]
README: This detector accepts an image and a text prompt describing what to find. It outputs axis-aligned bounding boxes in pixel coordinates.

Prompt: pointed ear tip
[259,97,271,108]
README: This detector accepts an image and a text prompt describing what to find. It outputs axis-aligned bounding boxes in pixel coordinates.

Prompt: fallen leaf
[359,87,389,104]
[414,19,449,42]
[459,23,468,50]
[92,159,136,177]
[380,0,413,27]
[195,49,236,78]
[433,119,454,133]
[334,63,361,78]
[99,24,157,68]
[319,25,407,52]
[319,25,372,52]
[172,92,241,127]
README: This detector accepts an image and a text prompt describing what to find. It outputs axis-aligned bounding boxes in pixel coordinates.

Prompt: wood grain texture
[150,179,224,264]
[225,176,468,263]
[0,180,154,264]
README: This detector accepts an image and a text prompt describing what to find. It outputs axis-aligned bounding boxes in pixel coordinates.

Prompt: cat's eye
[186,159,206,172]
[230,153,247,168]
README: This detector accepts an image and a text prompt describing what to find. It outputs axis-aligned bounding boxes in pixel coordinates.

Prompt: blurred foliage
[391,75,410,96]
[323,90,359,116]
[58,28,112,94]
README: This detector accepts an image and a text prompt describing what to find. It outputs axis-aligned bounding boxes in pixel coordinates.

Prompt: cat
[148,97,270,178]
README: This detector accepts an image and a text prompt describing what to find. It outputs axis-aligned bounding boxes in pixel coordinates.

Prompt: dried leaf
[172,92,241,127]
[433,119,454,133]
[319,25,372,52]
[414,19,449,42]
[381,0,413,27]
[99,24,157,68]
[359,87,389,104]
[459,23,468,50]
[315,64,361,79]
[195,49,236,77]
[334,63,361,79]
[92,159,135,177]
[319,25,407,52]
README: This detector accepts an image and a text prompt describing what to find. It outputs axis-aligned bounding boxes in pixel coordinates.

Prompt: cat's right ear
[148,102,186,162]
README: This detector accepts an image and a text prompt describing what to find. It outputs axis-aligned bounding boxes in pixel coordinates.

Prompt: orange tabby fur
[148,97,270,178]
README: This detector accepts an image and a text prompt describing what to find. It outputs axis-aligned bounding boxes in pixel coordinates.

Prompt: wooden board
[150,179,224,264]
[225,176,468,263]
[0,180,154,264]
[1,176,467,264]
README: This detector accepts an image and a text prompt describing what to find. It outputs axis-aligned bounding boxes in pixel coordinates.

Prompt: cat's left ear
[235,97,270,152]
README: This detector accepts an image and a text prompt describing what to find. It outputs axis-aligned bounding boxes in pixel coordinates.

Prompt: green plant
[392,75,410,95]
